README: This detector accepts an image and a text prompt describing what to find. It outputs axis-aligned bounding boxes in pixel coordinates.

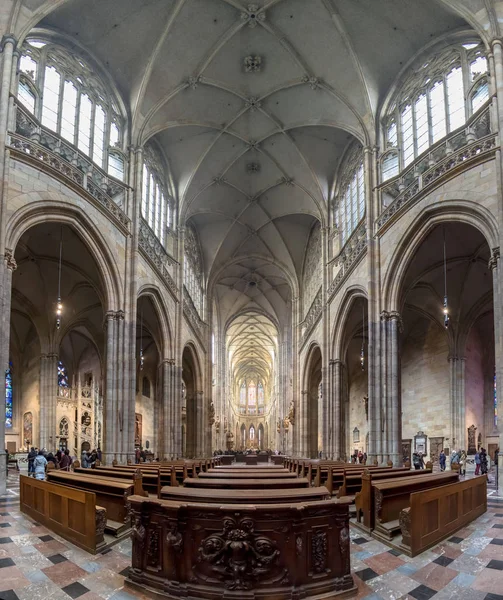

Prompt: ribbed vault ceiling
[227,312,278,397]
[31,0,471,349]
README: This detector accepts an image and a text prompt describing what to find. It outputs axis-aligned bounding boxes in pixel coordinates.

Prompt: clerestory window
[184,224,204,317]
[142,144,173,247]
[381,40,489,181]
[17,37,126,180]
[334,142,365,245]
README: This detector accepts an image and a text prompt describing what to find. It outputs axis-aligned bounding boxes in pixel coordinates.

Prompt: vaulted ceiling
[15,0,480,382]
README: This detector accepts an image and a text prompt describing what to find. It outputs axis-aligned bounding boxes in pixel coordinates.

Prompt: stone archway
[303,345,322,458]
[182,344,202,458]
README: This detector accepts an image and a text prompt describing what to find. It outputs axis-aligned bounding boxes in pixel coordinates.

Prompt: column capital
[162,358,176,366]
[329,358,342,366]
[489,246,500,270]
[4,249,16,272]
[1,35,17,52]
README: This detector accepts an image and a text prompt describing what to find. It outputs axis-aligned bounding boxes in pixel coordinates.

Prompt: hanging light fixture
[56,227,63,330]
[360,299,365,371]
[139,303,144,371]
[443,227,449,329]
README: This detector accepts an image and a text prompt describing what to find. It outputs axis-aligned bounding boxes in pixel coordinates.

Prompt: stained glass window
[239,382,246,414]
[58,361,69,388]
[250,425,255,440]
[258,381,264,415]
[5,363,13,429]
[248,382,257,415]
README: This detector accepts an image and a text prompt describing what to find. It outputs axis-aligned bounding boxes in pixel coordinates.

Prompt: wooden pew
[399,476,487,556]
[20,475,107,554]
[337,467,411,498]
[183,477,310,490]
[94,466,158,494]
[244,455,258,465]
[159,485,331,504]
[74,467,148,497]
[216,455,234,465]
[355,468,433,532]
[257,454,269,463]
[372,472,459,541]
[271,455,284,465]
[199,471,297,480]
[212,464,285,471]
[47,471,133,535]
[324,465,394,495]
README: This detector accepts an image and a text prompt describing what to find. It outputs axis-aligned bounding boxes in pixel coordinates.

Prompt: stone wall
[401,319,450,461]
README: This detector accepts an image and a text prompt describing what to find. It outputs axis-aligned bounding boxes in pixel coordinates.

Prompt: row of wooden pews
[127,462,356,599]
[19,457,221,555]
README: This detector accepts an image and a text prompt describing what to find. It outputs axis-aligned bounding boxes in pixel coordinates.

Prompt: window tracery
[142,144,173,248]
[17,37,126,180]
[334,142,365,246]
[58,361,69,388]
[382,40,489,181]
[303,222,322,316]
[184,224,203,316]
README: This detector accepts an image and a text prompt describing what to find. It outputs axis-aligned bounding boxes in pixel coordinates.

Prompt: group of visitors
[450,450,468,475]
[412,451,426,469]
[27,447,73,480]
[351,450,368,464]
[474,448,489,475]
[81,448,101,468]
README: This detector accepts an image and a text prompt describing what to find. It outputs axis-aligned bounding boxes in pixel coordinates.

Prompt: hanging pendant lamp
[443,227,449,329]
[56,227,63,330]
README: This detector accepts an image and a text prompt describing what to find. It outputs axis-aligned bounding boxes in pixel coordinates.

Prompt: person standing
[480,447,488,475]
[27,447,36,477]
[460,450,467,476]
[439,450,446,471]
[59,449,72,471]
[474,450,481,475]
[33,450,47,480]
[413,452,421,470]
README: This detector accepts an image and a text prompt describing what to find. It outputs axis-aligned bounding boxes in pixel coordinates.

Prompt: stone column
[449,356,466,453]
[39,353,58,451]
[102,311,117,465]
[380,310,402,466]
[389,311,402,466]
[331,359,342,459]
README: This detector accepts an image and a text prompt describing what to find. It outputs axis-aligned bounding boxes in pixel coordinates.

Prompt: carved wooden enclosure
[126,495,355,600]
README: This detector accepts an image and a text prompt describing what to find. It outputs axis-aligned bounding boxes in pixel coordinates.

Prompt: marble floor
[0,471,502,600]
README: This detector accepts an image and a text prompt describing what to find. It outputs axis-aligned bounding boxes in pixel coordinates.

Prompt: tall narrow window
[41,66,60,131]
[446,67,465,131]
[5,365,13,429]
[401,104,414,167]
[60,81,77,143]
[248,382,257,415]
[58,361,69,388]
[78,93,92,155]
[18,80,35,113]
[387,120,397,147]
[337,143,365,245]
[415,94,429,155]
[93,104,106,167]
[430,80,446,143]
[471,80,489,113]
[240,382,246,414]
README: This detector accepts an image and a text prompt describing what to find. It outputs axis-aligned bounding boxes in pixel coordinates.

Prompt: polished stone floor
[0,470,502,600]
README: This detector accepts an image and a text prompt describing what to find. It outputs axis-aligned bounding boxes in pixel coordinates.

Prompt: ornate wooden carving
[399,507,411,548]
[194,515,285,590]
[311,531,327,574]
[95,507,107,538]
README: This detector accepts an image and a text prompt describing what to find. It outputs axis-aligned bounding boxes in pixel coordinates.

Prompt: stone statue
[208,401,215,426]
[467,424,477,454]
[215,415,220,433]
[288,401,295,426]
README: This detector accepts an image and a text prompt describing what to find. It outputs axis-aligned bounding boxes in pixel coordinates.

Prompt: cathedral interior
[0,1,502,599]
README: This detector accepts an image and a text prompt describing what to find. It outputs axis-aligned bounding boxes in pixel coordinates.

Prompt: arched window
[58,361,69,388]
[142,144,173,246]
[17,37,125,179]
[5,363,13,429]
[59,417,69,438]
[382,40,489,180]
[258,382,264,415]
[142,377,151,398]
[335,142,365,245]
[184,224,203,316]
[239,382,246,414]
[249,425,255,441]
[248,382,257,415]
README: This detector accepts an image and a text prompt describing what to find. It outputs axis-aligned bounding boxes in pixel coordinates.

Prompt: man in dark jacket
[27,447,37,477]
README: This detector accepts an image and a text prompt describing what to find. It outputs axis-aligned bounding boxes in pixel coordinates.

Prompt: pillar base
[0,453,7,496]
[389,453,402,468]
[498,454,503,497]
